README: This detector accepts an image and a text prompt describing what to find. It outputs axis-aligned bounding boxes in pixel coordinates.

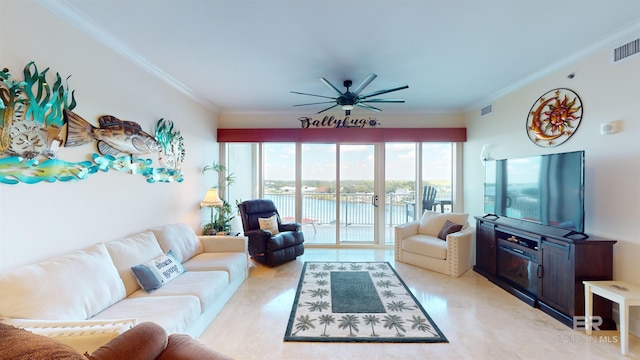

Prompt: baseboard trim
[612,308,640,337]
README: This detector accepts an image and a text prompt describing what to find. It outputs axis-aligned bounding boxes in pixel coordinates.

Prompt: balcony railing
[264,192,450,227]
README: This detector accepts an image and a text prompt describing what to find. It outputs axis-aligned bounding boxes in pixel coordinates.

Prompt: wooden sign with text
[299,116,381,129]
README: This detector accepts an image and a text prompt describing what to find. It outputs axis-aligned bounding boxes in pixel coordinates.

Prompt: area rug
[284,261,448,343]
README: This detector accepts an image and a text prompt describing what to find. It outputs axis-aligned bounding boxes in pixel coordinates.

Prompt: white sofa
[395,211,474,277]
[0,223,248,354]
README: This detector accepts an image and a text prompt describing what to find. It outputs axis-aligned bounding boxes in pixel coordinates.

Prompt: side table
[583,280,640,355]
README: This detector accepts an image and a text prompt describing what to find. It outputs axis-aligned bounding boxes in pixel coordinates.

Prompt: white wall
[0,1,220,270]
[464,41,640,330]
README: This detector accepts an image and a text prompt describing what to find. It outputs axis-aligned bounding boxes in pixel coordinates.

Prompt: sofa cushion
[0,323,86,360]
[418,211,468,236]
[91,296,201,336]
[105,231,164,296]
[437,220,464,240]
[0,243,125,320]
[151,223,204,263]
[131,251,186,292]
[183,252,248,284]
[402,234,448,260]
[258,214,279,235]
[128,271,229,310]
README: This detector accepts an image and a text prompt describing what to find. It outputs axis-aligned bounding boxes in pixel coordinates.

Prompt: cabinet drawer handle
[537,264,543,278]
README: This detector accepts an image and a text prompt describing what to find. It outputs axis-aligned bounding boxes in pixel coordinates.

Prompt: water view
[264,185,452,245]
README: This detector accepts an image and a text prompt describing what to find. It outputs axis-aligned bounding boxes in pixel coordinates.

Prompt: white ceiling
[40,0,640,115]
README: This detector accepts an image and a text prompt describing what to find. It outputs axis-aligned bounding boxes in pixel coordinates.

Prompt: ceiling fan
[291,73,408,116]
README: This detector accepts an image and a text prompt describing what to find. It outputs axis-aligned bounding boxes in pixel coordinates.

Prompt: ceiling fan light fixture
[291,73,408,116]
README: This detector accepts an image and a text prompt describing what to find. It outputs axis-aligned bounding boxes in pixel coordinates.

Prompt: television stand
[473,216,617,329]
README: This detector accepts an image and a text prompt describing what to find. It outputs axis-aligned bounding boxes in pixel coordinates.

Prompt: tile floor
[198,248,638,360]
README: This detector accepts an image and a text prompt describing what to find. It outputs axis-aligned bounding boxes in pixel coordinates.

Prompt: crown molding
[35,0,220,112]
[467,19,640,112]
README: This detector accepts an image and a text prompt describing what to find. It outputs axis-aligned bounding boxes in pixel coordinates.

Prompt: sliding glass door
[300,143,379,245]
[385,143,417,245]
[300,143,336,245]
[225,141,455,247]
[262,143,297,228]
[337,144,377,244]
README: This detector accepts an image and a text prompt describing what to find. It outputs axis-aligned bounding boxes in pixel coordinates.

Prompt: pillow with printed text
[131,250,186,292]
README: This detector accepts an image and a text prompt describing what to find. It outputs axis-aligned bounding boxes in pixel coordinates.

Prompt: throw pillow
[131,250,186,292]
[437,220,464,240]
[258,214,280,235]
[418,211,468,236]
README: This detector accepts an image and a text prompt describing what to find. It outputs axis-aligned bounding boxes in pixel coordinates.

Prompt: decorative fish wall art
[65,111,163,156]
[0,61,185,184]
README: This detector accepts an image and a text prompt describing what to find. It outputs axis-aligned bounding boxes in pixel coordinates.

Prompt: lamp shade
[200,188,223,208]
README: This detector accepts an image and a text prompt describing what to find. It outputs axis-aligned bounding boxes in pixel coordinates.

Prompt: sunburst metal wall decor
[526,88,583,147]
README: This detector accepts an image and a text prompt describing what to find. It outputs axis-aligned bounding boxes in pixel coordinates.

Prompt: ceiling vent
[612,38,639,63]
[481,104,493,116]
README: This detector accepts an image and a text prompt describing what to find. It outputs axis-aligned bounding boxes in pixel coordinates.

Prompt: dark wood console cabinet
[473,216,616,328]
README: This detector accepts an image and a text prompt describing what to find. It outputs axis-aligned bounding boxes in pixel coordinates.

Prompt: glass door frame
[296,142,385,247]
[335,142,382,246]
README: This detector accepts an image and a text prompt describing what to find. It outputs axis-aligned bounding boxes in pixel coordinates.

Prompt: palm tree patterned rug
[284,261,448,343]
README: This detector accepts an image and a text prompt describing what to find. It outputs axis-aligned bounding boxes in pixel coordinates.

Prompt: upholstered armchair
[395,211,474,277]
[238,199,305,267]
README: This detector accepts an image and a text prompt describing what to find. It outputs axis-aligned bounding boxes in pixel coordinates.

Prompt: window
[222,141,457,246]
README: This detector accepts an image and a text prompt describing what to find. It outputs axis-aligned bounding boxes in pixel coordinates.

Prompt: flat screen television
[484,150,585,235]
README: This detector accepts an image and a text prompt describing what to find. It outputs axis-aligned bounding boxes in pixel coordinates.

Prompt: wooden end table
[583,280,640,355]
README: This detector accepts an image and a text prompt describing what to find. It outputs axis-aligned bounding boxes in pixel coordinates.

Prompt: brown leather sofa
[0,322,233,360]
[238,199,305,266]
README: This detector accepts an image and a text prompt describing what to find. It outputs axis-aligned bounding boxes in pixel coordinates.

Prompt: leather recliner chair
[238,199,304,266]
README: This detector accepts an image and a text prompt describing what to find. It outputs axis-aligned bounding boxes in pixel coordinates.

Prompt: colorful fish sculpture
[65,110,162,156]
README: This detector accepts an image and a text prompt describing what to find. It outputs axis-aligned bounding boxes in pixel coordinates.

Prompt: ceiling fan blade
[293,101,336,107]
[351,73,377,95]
[320,77,344,96]
[359,85,409,99]
[290,91,336,100]
[362,99,406,103]
[356,103,382,112]
[317,104,339,114]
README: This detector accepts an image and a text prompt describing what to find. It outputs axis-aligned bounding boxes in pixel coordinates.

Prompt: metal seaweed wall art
[1,62,72,159]
[0,62,185,184]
